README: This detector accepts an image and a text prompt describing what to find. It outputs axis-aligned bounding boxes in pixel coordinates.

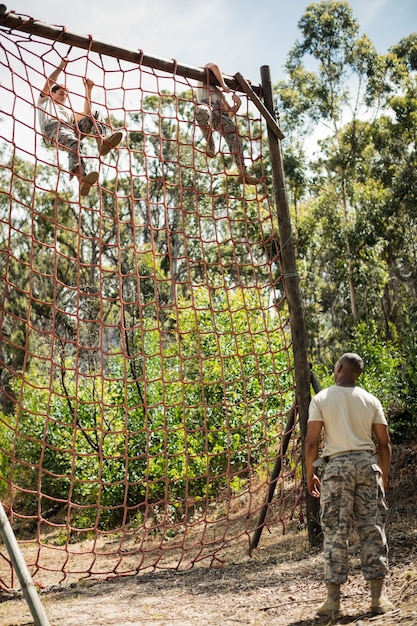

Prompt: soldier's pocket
[371,463,388,509]
[321,464,344,505]
[371,462,383,486]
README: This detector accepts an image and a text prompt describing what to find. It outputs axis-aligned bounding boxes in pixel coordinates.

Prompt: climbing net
[0,13,302,589]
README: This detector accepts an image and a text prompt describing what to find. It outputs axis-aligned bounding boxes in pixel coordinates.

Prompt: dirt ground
[0,444,416,626]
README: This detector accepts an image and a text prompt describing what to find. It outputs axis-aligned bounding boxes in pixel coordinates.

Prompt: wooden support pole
[249,404,296,553]
[234,72,285,140]
[259,65,321,548]
[250,369,322,552]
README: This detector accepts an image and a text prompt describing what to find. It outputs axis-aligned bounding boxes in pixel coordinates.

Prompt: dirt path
[1,525,416,626]
[1,444,416,625]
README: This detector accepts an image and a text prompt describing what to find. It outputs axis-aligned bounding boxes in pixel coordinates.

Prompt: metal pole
[0,503,50,626]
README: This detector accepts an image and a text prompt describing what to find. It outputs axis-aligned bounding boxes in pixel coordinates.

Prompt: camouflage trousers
[195,102,243,168]
[42,112,107,177]
[320,451,389,583]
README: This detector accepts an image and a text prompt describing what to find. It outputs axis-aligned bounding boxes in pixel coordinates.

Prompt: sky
[0,0,416,164]
[3,0,417,86]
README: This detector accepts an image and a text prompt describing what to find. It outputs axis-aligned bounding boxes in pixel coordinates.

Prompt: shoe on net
[79,171,99,196]
[98,131,123,156]
[236,173,261,186]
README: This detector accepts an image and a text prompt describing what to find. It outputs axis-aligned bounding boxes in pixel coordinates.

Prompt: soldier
[195,62,261,186]
[38,57,122,196]
[305,352,394,616]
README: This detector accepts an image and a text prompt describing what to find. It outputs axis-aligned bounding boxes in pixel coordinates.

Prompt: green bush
[2,286,295,531]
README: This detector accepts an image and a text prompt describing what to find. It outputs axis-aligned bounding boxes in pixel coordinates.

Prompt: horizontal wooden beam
[0,5,262,95]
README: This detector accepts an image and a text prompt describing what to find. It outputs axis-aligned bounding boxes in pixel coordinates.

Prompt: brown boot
[79,171,99,196]
[317,583,342,616]
[70,164,83,181]
[370,578,394,614]
[202,131,215,158]
[97,131,123,156]
[236,173,261,186]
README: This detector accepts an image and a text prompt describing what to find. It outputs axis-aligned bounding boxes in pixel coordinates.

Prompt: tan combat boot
[317,583,342,616]
[370,578,394,614]
[97,131,123,156]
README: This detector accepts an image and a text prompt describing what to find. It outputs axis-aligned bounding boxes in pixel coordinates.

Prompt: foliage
[2,1,417,540]
[0,283,292,530]
[274,1,417,442]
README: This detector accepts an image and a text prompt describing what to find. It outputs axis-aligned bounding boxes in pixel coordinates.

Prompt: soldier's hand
[307,474,321,498]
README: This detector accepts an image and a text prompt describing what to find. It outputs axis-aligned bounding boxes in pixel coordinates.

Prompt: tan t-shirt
[308,385,387,458]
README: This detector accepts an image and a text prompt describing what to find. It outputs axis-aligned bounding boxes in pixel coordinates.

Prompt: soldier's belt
[313,450,374,467]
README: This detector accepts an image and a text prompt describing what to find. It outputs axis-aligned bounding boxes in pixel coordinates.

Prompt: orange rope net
[0,15,302,589]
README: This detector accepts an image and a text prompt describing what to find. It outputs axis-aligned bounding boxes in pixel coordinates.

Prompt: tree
[275,1,405,361]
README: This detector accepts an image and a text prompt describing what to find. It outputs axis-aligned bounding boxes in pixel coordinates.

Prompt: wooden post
[260,65,321,547]
[249,404,296,553]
